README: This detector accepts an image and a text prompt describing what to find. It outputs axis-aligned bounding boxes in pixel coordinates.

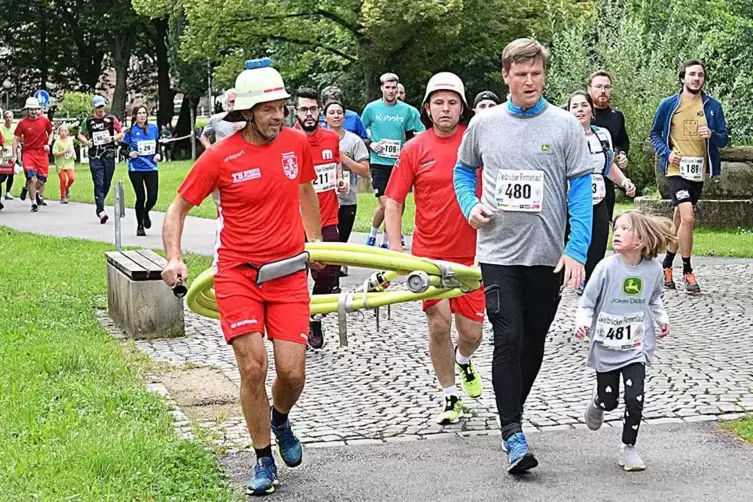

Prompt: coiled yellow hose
[186,242,482,319]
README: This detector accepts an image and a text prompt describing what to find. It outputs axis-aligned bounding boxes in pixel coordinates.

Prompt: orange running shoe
[684,272,701,295]
[663,268,676,290]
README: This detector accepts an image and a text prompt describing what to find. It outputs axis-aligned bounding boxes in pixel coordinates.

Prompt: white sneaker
[618,444,646,471]
[4,192,13,200]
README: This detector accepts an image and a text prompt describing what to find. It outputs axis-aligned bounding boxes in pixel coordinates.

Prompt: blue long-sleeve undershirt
[565,173,592,264]
[453,161,479,219]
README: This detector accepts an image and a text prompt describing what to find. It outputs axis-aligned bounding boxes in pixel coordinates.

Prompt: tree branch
[234,9,360,36]
[263,35,358,62]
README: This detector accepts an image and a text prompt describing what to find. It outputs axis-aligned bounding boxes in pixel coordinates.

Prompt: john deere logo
[623,277,642,296]
[541,144,551,152]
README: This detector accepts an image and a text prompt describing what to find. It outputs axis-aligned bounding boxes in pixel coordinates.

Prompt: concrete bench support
[106,249,184,339]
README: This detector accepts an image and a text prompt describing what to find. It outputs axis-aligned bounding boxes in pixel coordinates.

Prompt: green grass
[48,161,219,219]
[723,416,753,442]
[0,228,235,501]
[610,201,753,258]
[42,163,753,257]
[46,160,417,233]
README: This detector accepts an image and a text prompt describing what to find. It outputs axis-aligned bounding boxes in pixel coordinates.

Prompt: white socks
[455,350,471,366]
[369,226,379,238]
[443,386,458,398]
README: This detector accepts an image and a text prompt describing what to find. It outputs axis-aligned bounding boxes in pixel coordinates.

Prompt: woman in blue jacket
[124,104,161,236]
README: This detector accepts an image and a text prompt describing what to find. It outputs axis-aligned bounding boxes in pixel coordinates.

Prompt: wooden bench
[105,249,185,339]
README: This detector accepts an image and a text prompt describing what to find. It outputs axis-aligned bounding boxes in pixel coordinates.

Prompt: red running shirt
[386,125,477,260]
[178,128,316,269]
[304,126,341,228]
[14,116,52,152]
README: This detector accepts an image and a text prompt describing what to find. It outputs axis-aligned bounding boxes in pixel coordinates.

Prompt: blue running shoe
[365,236,377,246]
[504,432,538,474]
[576,281,585,296]
[272,418,303,467]
[247,456,278,496]
[380,242,389,249]
[401,234,406,247]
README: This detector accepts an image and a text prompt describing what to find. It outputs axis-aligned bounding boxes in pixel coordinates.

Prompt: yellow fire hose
[185,242,482,345]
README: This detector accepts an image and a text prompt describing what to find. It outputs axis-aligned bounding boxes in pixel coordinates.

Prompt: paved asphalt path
[0,199,410,257]
[221,422,753,501]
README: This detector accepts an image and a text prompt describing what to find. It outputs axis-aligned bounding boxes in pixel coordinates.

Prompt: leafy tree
[178,0,593,109]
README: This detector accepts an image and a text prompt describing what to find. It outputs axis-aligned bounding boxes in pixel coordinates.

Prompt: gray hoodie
[576,254,668,373]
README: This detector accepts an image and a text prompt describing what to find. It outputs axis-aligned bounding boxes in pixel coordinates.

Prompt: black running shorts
[370,163,394,198]
[667,176,703,207]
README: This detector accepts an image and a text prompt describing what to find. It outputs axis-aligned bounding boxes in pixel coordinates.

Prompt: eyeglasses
[592,85,612,91]
[297,106,320,115]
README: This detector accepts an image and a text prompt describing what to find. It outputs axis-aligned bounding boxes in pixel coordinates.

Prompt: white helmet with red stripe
[419,72,473,128]
[224,58,290,122]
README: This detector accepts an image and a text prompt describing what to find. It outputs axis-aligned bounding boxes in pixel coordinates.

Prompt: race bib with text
[380,139,402,159]
[313,162,337,193]
[495,169,544,212]
[92,131,110,146]
[592,174,606,205]
[593,311,645,351]
[137,140,157,156]
[679,156,704,182]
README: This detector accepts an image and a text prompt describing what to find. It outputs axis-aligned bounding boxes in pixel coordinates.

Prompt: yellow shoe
[437,395,463,424]
[456,357,483,399]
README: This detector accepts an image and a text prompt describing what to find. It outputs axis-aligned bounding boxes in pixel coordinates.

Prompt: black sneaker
[31,203,38,212]
[99,212,109,224]
[308,319,324,349]
[143,213,152,229]
[20,187,27,201]
[0,200,4,211]
[137,226,146,236]
[36,194,47,206]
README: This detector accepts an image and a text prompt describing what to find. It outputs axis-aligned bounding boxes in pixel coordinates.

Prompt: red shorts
[421,256,485,323]
[214,264,311,345]
[23,151,49,178]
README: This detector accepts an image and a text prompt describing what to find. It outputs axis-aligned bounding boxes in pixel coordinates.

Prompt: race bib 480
[495,169,544,212]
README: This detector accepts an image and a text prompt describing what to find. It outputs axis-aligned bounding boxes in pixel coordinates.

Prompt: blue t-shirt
[319,109,368,140]
[361,99,425,166]
[124,123,160,172]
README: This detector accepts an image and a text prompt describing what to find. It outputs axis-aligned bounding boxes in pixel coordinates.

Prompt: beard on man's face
[298,118,317,132]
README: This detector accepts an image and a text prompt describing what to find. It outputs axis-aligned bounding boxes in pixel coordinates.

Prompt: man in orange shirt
[161,59,323,496]
[294,88,345,349]
[385,73,484,425]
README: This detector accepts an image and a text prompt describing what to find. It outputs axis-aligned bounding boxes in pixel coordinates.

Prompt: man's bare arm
[299,183,322,241]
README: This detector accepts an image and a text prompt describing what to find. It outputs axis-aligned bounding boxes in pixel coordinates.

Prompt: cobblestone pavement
[124,256,753,452]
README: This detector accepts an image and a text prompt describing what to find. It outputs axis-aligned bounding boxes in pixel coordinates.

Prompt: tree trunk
[190,105,196,160]
[38,0,49,90]
[110,30,137,121]
[78,40,105,91]
[153,17,175,127]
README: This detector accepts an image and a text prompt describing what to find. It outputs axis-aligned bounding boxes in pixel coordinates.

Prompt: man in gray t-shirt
[199,89,245,148]
[453,38,593,475]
